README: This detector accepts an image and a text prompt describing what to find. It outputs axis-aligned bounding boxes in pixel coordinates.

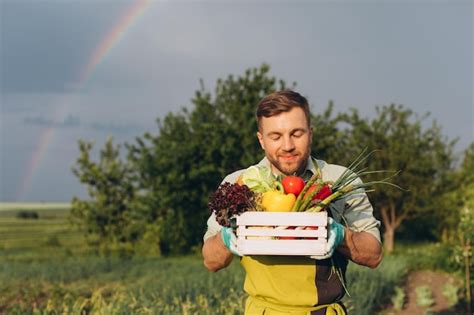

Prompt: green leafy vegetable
[240,166,279,193]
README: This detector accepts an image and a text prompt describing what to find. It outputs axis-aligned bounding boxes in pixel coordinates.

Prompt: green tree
[127,64,293,254]
[452,144,474,313]
[340,105,455,252]
[71,137,159,256]
[71,64,350,255]
[310,100,351,163]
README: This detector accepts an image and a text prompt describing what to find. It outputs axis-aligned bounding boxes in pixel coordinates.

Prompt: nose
[282,135,295,152]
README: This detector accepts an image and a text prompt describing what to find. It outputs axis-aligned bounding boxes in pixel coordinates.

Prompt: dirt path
[381,270,465,315]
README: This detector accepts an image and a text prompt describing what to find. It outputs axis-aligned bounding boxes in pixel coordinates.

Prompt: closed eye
[292,130,305,137]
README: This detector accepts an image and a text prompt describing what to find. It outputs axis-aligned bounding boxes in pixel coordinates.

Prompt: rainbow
[16,0,151,201]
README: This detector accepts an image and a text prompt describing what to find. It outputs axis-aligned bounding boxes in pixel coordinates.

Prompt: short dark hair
[256,90,310,130]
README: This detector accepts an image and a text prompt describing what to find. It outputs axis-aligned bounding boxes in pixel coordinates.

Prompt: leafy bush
[44,235,61,247]
[415,285,434,307]
[392,242,458,272]
[442,283,459,307]
[343,255,409,315]
[391,286,405,311]
[15,211,39,219]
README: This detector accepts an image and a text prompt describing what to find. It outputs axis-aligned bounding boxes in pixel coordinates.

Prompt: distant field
[0,202,71,211]
[0,205,85,255]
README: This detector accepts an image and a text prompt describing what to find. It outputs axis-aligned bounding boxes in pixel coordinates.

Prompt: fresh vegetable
[240,165,278,193]
[208,182,258,227]
[261,190,296,212]
[302,149,402,212]
[291,174,320,211]
[282,176,305,196]
[210,148,401,230]
[304,184,332,201]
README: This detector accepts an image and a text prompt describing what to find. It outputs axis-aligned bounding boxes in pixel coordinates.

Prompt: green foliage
[71,137,156,257]
[391,286,406,311]
[392,242,458,272]
[125,65,344,254]
[310,100,350,164]
[0,209,85,258]
[0,254,246,314]
[0,250,412,314]
[43,235,61,247]
[16,210,39,219]
[442,283,460,307]
[339,105,456,251]
[415,285,434,307]
[126,64,293,254]
[343,255,409,315]
[69,64,463,258]
[2,209,464,315]
[449,143,474,312]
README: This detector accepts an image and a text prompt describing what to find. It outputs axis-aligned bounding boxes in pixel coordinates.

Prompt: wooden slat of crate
[236,211,327,226]
[237,239,326,256]
[236,212,328,256]
[237,226,327,237]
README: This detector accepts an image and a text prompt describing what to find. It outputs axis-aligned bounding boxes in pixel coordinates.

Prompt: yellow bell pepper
[261,190,296,212]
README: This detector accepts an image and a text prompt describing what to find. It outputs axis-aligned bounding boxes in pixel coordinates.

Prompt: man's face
[257,107,312,176]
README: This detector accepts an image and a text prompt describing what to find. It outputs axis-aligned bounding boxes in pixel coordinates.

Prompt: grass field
[0,206,463,314]
[0,205,83,257]
[0,202,71,212]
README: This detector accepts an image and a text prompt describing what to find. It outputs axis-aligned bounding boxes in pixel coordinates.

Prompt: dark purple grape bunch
[208,182,256,227]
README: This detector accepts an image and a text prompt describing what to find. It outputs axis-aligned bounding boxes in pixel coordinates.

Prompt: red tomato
[281,176,305,196]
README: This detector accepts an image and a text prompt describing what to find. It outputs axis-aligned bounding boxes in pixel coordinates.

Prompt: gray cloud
[1,1,131,93]
[89,121,143,134]
[1,1,472,202]
[23,114,81,128]
[22,113,144,134]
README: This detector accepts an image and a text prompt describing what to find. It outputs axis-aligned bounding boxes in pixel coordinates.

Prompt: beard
[267,146,311,176]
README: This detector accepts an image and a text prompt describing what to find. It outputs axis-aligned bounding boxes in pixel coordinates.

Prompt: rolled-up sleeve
[323,163,381,243]
[203,213,222,242]
[343,192,381,242]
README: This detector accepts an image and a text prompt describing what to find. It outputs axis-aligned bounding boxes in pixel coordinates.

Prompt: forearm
[202,233,234,272]
[337,228,383,268]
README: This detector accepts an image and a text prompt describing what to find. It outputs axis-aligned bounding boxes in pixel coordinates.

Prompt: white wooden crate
[236,211,328,256]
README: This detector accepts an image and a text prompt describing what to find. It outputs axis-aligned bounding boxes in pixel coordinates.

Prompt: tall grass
[343,255,409,315]
[1,255,246,314]
[1,252,411,314]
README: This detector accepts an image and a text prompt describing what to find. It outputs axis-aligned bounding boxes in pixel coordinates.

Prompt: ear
[257,131,265,150]
[309,127,313,144]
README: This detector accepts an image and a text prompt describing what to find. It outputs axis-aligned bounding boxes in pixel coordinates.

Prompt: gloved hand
[220,227,242,256]
[310,217,345,260]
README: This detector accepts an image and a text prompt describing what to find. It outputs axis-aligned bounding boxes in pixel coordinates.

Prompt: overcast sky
[1,0,472,202]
